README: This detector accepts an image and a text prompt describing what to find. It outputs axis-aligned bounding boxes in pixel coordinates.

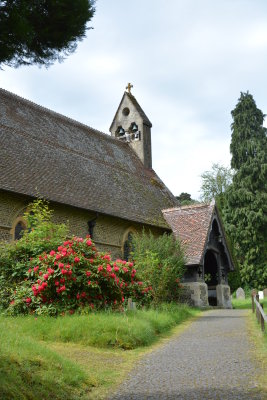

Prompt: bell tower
[110,84,152,169]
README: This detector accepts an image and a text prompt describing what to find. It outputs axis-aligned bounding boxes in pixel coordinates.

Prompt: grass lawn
[235,294,267,397]
[247,311,267,397]
[0,304,200,400]
[232,297,267,310]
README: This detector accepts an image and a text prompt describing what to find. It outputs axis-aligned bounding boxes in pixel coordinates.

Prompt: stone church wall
[0,190,165,259]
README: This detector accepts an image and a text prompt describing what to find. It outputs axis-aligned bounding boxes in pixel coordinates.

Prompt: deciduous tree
[199,163,233,206]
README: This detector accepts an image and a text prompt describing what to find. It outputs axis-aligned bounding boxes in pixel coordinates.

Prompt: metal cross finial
[126,83,133,93]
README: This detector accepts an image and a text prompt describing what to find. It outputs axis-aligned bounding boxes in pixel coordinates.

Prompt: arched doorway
[204,250,218,306]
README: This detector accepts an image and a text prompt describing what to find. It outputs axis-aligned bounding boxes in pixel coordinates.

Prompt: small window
[122,107,130,116]
[116,126,125,137]
[123,232,134,261]
[14,221,26,240]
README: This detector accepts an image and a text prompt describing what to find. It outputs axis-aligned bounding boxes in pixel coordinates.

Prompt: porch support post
[216,284,232,309]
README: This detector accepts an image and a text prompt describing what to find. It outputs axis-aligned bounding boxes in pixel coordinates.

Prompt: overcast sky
[1,0,267,200]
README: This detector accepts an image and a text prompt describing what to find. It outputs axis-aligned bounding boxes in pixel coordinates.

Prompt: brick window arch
[11,217,27,241]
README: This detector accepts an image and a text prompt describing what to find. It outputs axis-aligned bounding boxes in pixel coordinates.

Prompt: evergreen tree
[224,92,267,289]
[0,0,95,68]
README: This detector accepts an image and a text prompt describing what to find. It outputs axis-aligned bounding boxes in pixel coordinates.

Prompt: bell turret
[110,84,152,169]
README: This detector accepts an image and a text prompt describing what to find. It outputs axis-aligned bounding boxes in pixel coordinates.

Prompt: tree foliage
[224,92,267,289]
[0,0,95,67]
[175,192,198,206]
[200,163,233,205]
[131,231,185,304]
[0,199,68,309]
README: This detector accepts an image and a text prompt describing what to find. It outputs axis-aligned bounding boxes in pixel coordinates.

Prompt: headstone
[236,287,245,300]
[259,291,264,300]
[127,298,136,311]
[263,288,267,298]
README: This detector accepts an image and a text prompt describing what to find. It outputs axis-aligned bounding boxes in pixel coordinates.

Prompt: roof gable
[0,88,177,228]
[110,91,152,132]
[163,202,233,267]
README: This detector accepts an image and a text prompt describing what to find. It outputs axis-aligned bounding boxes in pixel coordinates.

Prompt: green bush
[7,236,151,316]
[0,200,152,315]
[0,200,68,311]
[227,266,242,293]
[131,231,185,303]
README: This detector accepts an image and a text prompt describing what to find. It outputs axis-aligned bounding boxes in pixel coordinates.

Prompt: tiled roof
[162,203,215,265]
[0,88,178,228]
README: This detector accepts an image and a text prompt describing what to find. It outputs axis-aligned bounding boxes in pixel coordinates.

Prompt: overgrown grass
[232,297,267,310]
[1,304,199,350]
[0,326,94,400]
[0,304,200,400]
[247,312,267,396]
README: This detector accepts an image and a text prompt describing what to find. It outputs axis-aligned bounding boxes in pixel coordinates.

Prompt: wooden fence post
[261,315,265,332]
[252,294,255,313]
[260,303,265,332]
[256,295,260,323]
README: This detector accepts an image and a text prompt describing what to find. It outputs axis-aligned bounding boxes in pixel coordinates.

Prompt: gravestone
[259,291,264,300]
[236,287,245,300]
[263,288,267,298]
[127,298,136,311]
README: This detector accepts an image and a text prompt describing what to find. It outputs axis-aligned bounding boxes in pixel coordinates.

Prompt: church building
[0,85,234,307]
[0,86,178,259]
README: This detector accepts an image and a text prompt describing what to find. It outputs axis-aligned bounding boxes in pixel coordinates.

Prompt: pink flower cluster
[23,235,151,313]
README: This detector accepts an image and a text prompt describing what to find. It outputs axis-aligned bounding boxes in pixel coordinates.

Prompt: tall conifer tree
[224,92,267,288]
[0,1,95,67]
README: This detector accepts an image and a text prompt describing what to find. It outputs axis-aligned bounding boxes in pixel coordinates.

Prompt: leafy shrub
[227,266,242,293]
[1,200,151,315]
[131,231,185,304]
[0,200,68,311]
[7,236,152,315]
[0,199,68,284]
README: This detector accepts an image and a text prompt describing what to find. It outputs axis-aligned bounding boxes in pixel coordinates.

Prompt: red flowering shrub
[8,236,152,315]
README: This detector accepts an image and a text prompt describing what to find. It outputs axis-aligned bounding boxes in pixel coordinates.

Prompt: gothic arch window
[209,218,220,243]
[122,228,136,261]
[116,125,125,137]
[11,217,27,241]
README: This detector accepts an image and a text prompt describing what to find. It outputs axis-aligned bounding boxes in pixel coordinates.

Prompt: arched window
[11,217,27,241]
[123,231,134,261]
[14,221,25,240]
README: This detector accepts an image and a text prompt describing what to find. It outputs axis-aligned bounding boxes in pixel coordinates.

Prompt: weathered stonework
[182,282,209,308]
[0,190,166,259]
[181,282,233,309]
[110,92,152,169]
[216,284,232,309]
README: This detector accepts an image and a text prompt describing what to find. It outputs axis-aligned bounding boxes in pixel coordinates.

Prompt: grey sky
[1,0,267,199]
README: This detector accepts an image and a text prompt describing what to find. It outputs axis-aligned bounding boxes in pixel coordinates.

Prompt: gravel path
[109,309,266,400]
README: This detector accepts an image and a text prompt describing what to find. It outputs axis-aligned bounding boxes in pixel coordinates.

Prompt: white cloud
[1,0,267,199]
